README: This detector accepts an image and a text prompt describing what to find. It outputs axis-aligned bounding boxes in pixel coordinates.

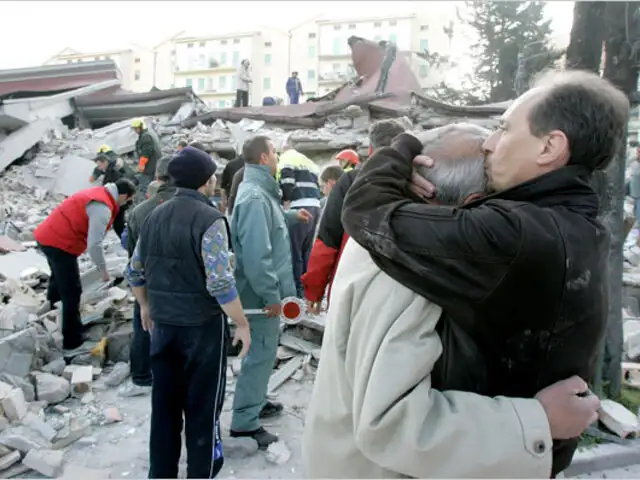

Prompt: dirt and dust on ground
[53,366,315,479]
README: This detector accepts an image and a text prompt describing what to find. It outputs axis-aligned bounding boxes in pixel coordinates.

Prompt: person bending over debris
[127,147,251,479]
[302,119,406,313]
[316,70,628,478]
[34,179,137,352]
[119,156,176,398]
[279,142,321,297]
[132,118,161,196]
[230,135,311,449]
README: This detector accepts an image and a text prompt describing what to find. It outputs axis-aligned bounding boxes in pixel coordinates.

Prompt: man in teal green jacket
[230,135,311,449]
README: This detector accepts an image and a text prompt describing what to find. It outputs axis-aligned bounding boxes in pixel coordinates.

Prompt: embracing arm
[349,296,552,478]
[341,133,521,306]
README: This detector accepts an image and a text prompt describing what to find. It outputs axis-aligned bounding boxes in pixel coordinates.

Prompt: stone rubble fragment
[70,366,93,397]
[264,440,291,465]
[0,387,27,422]
[103,362,130,387]
[33,372,70,405]
[0,449,20,470]
[22,447,64,477]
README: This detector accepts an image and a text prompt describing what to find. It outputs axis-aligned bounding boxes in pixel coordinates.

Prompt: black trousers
[40,245,84,350]
[130,301,152,386]
[289,206,320,297]
[234,89,249,107]
[148,319,228,479]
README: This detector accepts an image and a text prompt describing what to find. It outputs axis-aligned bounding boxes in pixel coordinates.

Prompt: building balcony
[318,52,352,60]
[198,89,235,97]
[318,72,354,84]
[174,64,237,75]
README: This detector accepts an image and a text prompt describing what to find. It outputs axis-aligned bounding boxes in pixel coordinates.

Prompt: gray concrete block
[33,372,70,405]
[0,328,37,378]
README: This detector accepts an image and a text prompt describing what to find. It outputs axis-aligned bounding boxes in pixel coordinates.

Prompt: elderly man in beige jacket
[302,123,600,479]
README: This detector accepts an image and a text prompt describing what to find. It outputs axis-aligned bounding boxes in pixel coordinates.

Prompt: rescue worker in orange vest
[132,118,161,198]
[335,148,360,172]
[34,179,137,352]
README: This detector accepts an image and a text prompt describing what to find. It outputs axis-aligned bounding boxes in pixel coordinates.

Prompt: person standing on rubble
[34,179,137,351]
[230,135,311,449]
[286,72,304,105]
[302,119,406,313]
[235,59,252,107]
[335,148,360,172]
[132,118,161,197]
[91,148,138,239]
[220,151,245,214]
[126,147,251,479]
[118,156,176,398]
[279,141,322,297]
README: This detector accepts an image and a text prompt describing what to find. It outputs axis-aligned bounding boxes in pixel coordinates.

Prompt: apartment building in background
[171,27,289,109]
[43,32,183,93]
[289,9,457,98]
[42,6,457,105]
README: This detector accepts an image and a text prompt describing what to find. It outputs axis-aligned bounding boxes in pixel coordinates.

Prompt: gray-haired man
[120,156,177,397]
[304,123,602,478]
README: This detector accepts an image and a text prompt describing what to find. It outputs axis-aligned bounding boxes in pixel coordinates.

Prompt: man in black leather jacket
[342,70,630,477]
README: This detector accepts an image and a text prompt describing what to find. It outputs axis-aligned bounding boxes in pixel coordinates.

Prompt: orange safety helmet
[335,149,360,169]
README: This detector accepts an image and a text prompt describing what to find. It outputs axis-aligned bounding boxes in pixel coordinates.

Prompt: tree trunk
[565,2,607,72]
[599,2,640,397]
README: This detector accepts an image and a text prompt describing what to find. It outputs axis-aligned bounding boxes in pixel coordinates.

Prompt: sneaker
[118,381,152,397]
[230,427,278,450]
[259,401,283,419]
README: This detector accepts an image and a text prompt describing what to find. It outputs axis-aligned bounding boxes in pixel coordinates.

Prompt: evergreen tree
[464,1,560,102]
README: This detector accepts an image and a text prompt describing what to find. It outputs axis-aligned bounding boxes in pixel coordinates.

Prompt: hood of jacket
[243,164,281,199]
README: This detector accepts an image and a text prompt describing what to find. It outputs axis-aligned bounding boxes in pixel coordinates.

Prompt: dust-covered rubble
[0,236,324,477]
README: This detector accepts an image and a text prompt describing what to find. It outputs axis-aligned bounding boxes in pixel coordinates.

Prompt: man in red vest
[34,179,137,351]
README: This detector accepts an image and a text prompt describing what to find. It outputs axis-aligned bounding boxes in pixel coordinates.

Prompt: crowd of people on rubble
[31,68,633,479]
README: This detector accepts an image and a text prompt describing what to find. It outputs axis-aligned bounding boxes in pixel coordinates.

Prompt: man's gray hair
[414,123,490,206]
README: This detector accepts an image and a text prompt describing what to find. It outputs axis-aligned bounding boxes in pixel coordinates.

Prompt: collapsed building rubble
[11,35,640,476]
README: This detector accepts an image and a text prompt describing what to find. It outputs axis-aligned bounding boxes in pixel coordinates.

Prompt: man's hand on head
[411,155,436,200]
[389,133,437,200]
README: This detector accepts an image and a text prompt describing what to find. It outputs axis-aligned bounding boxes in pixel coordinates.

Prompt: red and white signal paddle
[244,297,306,325]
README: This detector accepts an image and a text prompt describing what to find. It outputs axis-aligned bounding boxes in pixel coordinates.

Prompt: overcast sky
[0,1,574,70]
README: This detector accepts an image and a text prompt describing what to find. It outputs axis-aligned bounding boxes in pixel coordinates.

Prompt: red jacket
[302,169,357,303]
[34,187,120,256]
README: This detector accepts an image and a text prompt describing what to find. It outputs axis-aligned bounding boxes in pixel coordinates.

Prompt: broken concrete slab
[0,250,50,282]
[0,327,37,378]
[33,372,70,405]
[52,154,96,197]
[0,387,27,422]
[0,236,25,253]
[22,447,64,477]
[0,118,62,174]
[0,425,51,452]
[0,450,20,471]
[599,399,640,438]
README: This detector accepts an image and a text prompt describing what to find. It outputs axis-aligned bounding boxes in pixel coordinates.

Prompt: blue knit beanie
[168,147,217,189]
